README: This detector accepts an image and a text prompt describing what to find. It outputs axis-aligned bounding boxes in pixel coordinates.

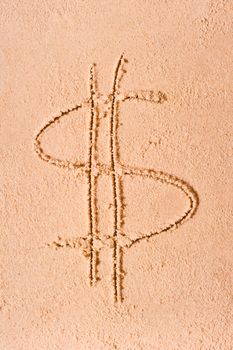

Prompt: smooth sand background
[0,1,232,349]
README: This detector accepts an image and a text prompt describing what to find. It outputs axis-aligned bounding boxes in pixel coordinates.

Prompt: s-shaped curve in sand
[34,54,199,303]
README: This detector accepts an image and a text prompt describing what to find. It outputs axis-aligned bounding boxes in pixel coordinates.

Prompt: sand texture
[0,1,232,349]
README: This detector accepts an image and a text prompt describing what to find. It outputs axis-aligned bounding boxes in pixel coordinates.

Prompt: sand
[0,1,232,349]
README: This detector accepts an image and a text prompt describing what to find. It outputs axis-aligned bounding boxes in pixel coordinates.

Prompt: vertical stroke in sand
[88,64,97,286]
[110,54,124,302]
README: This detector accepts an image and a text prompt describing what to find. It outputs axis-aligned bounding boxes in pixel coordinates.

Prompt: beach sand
[0,1,232,349]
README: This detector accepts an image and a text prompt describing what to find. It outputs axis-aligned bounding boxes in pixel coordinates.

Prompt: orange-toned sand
[0,1,232,349]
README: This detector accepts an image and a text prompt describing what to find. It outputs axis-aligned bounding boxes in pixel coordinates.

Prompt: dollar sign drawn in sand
[34,54,198,303]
